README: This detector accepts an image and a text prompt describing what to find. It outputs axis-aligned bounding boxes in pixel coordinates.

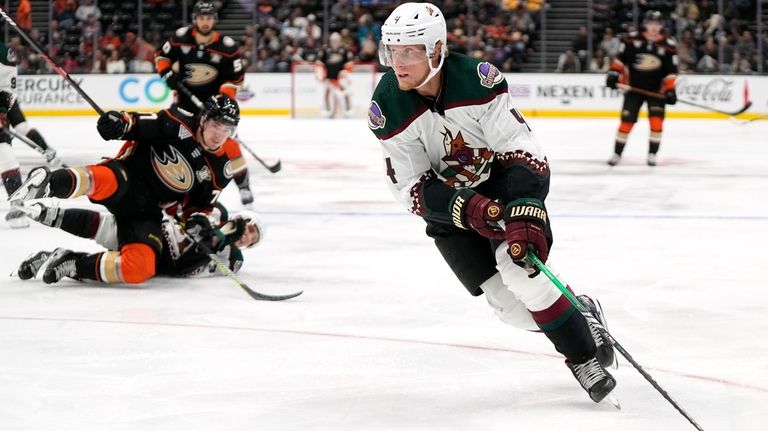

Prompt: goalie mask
[379,2,447,89]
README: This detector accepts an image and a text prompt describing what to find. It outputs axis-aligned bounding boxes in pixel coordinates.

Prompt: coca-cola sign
[676,77,740,103]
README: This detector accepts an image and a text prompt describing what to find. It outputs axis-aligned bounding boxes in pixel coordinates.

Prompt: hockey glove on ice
[97,111,132,140]
[450,189,505,240]
[664,89,677,105]
[606,71,620,89]
[504,198,549,264]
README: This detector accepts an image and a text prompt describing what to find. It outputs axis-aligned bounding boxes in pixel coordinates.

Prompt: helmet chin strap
[415,47,445,89]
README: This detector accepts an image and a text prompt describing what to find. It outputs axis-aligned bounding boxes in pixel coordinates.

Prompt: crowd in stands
[559,0,767,74]
[7,0,765,76]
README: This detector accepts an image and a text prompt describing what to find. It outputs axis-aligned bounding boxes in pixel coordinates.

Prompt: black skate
[8,167,52,202]
[41,248,84,284]
[566,357,617,405]
[5,201,29,228]
[579,295,617,369]
[17,250,53,280]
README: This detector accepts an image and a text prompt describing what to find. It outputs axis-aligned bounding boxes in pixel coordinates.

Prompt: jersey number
[510,108,531,132]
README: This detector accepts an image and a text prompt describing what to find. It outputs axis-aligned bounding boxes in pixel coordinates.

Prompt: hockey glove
[184,213,216,245]
[214,218,247,249]
[97,111,132,141]
[664,89,677,105]
[504,198,549,264]
[160,69,180,90]
[0,91,16,113]
[606,71,620,89]
[450,189,505,240]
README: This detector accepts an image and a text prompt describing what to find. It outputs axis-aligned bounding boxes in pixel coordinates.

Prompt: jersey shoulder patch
[367,71,425,139]
[175,26,190,38]
[442,53,507,108]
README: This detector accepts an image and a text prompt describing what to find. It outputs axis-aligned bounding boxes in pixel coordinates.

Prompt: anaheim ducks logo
[183,63,218,85]
[151,146,194,192]
[633,53,662,72]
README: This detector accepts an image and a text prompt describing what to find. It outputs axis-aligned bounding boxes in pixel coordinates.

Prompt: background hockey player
[16,202,264,282]
[368,2,617,405]
[606,10,678,167]
[154,1,255,205]
[8,94,243,285]
[0,41,64,170]
[316,32,355,118]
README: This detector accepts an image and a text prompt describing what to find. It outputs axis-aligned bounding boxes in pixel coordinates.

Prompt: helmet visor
[379,44,429,68]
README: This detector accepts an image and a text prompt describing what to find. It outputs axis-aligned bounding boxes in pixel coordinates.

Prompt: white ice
[1,116,766,431]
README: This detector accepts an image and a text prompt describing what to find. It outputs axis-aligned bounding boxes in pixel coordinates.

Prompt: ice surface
[1,116,766,430]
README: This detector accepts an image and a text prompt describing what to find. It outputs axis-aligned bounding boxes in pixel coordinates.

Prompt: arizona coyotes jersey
[0,42,17,102]
[318,47,352,80]
[368,52,549,226]
[155,27,244,112]
[612,32,678,91]
[113,107,247,212]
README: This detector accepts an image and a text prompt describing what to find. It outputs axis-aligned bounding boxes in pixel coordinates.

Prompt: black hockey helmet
[201,94,240,128]
[193,1,217,20]
[643,10,663,23]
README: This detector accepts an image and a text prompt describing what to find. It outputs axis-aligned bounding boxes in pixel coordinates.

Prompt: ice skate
[41,248,84,284]
[19,200,60,226]
[17,250,53,280]
[5,200,30,228]
[238,187,254,205]
[566,357,619,408]
[8,167,52,202]
[44,149,66,169]
[579,295,617,369]
[606,153,621,166]
[647,153,657,166]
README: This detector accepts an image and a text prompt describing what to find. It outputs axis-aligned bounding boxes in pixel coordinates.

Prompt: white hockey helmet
[233,210,265,249]
[379,2,447,88]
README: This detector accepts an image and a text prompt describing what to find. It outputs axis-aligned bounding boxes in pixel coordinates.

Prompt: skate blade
[603,393,621,410]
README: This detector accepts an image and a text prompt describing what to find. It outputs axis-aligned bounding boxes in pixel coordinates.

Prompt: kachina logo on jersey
[368,101,386,130]
[477,62,503,88]
[119,76,171,104]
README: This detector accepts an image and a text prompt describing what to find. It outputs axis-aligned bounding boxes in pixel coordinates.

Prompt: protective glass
[379,44,429,67]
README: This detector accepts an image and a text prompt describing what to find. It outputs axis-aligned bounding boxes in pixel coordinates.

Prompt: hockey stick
[527,250,705,431]
[730,114,768,125]
[0,7,105,116]
[175,82,281,173]
[175,216,302,301]
[3,126,45,154]
[618,83,752,117]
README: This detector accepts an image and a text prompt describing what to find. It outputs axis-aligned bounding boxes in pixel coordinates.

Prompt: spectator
[105,49,126,74]
[75,0,101,22]
[556,49,581,73]
[100,27,121,52]
[590,48,611,72]
[735,30,756,59]
[54,0,77,30]
[731,52,752,74]
[357,13,381,46]
[17,0,32,32]
[61,51,79,73]
[571,25,589,65]
[600,28,621,59]
[90,49,106,73]
[696,46,719,73]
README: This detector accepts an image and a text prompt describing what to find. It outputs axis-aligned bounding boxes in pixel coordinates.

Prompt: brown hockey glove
[504,198,549,264]
[450,189,505,240]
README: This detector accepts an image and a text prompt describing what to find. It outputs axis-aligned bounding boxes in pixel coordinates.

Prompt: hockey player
[8,94,245,285]
[0,41,64,169]
[16,202,265,282]
[606,10,678,167]
[154,1,254,205]
[368,2,617,404]
[316,32,355,117]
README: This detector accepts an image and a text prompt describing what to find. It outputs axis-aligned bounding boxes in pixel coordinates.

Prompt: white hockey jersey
[368,52,550,227]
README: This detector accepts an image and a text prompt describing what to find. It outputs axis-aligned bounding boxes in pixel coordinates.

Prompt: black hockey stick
[176,216,302,301]
[3,126,45,153]
[0,7,105,115]
[175,82,281,173]
[618,83,752,117]
[527,251,705,431]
